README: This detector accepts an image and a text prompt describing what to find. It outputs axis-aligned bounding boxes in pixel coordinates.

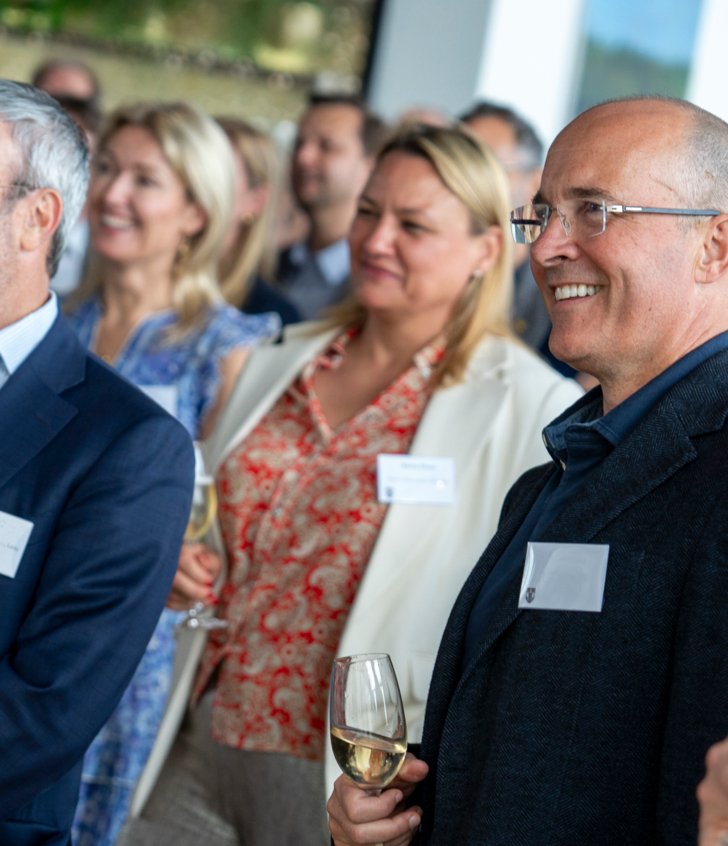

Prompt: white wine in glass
[178,443,227,631]
[329,653,407,790]
[185,479,217,542]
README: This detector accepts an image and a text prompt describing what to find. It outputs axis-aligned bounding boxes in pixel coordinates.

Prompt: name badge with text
[0,510,34,579]
[518,541,608,612]
[377,454,456,505]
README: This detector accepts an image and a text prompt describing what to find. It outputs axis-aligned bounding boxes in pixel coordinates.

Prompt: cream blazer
[131,322,582,815]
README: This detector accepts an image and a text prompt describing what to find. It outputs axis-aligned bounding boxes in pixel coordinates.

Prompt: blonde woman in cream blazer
[124,123,582,842]
[130,320,580,817]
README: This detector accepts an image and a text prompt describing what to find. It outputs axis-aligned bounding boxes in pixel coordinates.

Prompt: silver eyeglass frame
[510,201,722,244]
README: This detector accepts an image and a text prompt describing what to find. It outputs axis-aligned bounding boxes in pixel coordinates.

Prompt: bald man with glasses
[328,96,728,846]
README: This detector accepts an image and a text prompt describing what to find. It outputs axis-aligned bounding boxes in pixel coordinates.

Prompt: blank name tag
[140,385,178,418]
[0,510,34,579]
[377,454,456,505]
[518,541,609,612]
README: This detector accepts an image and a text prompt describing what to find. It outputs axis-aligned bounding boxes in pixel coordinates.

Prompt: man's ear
[694,214,728,284]
[19,188,63,255]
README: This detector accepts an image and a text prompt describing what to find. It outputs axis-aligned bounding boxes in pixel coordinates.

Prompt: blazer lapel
[355,343,510,607]
[0,315,83,489]
[207,323,339,473]
[407,335,514,485]
[410,355,508,464]
[423,349,728,801]
[457,383,702,679]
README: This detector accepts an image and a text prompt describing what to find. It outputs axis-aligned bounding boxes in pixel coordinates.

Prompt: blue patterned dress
[68,297,280,846]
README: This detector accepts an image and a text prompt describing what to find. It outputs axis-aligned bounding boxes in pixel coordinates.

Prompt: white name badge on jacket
[140,385,178,418]
[518,541,609,612]
[377,454,456,505]
[0,510,34,578]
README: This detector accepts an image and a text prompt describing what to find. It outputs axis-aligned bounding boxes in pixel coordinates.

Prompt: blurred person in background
[120,122,580,846]
[397,104,450,127]
[217,116,301,325]
[460,100,578,380]
[31,58,104,299]
[48,92,102,299]
[68,101,280,846]
[32,55,101,108]
[274,92,389,319]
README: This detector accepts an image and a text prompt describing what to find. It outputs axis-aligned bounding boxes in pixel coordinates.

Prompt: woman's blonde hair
[327,121,514,387]
[74,100,235,330]
[216,116,280,309]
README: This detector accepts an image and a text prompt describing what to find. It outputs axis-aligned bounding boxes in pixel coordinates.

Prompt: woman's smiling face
[88,125,204,271]
[348,151,498,325]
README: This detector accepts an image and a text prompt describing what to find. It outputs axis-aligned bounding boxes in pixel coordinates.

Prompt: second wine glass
[178,442,227,631]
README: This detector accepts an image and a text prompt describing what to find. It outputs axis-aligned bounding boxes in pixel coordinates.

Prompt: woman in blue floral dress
[67,101,280,846]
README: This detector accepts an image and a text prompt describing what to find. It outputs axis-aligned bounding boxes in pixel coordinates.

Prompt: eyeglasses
[510,199,722,245]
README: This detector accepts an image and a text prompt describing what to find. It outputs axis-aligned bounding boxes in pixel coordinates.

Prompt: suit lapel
[0,315,84,489]
[207,323,339,472]
[455,371,714,683]
[410,358,508,464]
[408,335,514,477]
[545,400,696,543]
[355,344,510,607]
[421,349,728,824]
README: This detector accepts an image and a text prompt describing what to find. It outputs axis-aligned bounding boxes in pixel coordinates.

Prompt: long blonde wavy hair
[216,116,280,309]
[71,100,235,332]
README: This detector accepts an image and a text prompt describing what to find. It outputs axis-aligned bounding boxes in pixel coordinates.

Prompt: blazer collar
[0,314,85,489]
[207,323,340,473]
[458,350,728,671]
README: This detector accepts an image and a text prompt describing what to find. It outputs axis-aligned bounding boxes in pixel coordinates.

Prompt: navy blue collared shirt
[463,331,728,665]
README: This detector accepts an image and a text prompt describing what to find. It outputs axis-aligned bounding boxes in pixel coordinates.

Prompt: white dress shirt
[0,292,58,390]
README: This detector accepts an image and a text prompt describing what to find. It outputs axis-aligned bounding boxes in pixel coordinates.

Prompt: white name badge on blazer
[518,541,609,612]
[0,510,34,578]
[377,454,456,505]
[140,385,178,418]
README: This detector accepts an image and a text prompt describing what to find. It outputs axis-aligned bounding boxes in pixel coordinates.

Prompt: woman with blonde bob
[68,101,279,846]
[216,116,300,324]
[124,123,582,845]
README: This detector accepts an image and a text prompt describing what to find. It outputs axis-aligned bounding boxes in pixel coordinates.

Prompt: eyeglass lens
[510,201,608,244]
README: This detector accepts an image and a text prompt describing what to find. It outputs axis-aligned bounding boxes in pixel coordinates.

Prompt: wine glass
[178,442,227,631]
[329,653,407,792]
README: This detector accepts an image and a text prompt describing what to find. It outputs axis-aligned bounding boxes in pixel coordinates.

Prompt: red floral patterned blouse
[195,329,443,761]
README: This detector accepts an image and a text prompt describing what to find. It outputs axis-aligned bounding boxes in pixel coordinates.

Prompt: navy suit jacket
[0,315,193,844]
[418,350,728,845]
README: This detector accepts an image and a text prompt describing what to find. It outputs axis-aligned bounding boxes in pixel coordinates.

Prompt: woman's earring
[175,237,192,273]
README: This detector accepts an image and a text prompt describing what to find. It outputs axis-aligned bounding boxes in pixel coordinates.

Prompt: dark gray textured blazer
[417,350,728,845]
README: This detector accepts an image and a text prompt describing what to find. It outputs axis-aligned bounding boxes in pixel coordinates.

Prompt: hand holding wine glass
[177,443,227,631]
[328,654,428,846]
[330,653,408,791]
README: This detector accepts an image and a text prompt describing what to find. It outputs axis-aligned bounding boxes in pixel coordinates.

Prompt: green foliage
[0,0,370,78]
[576,39,688,113]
